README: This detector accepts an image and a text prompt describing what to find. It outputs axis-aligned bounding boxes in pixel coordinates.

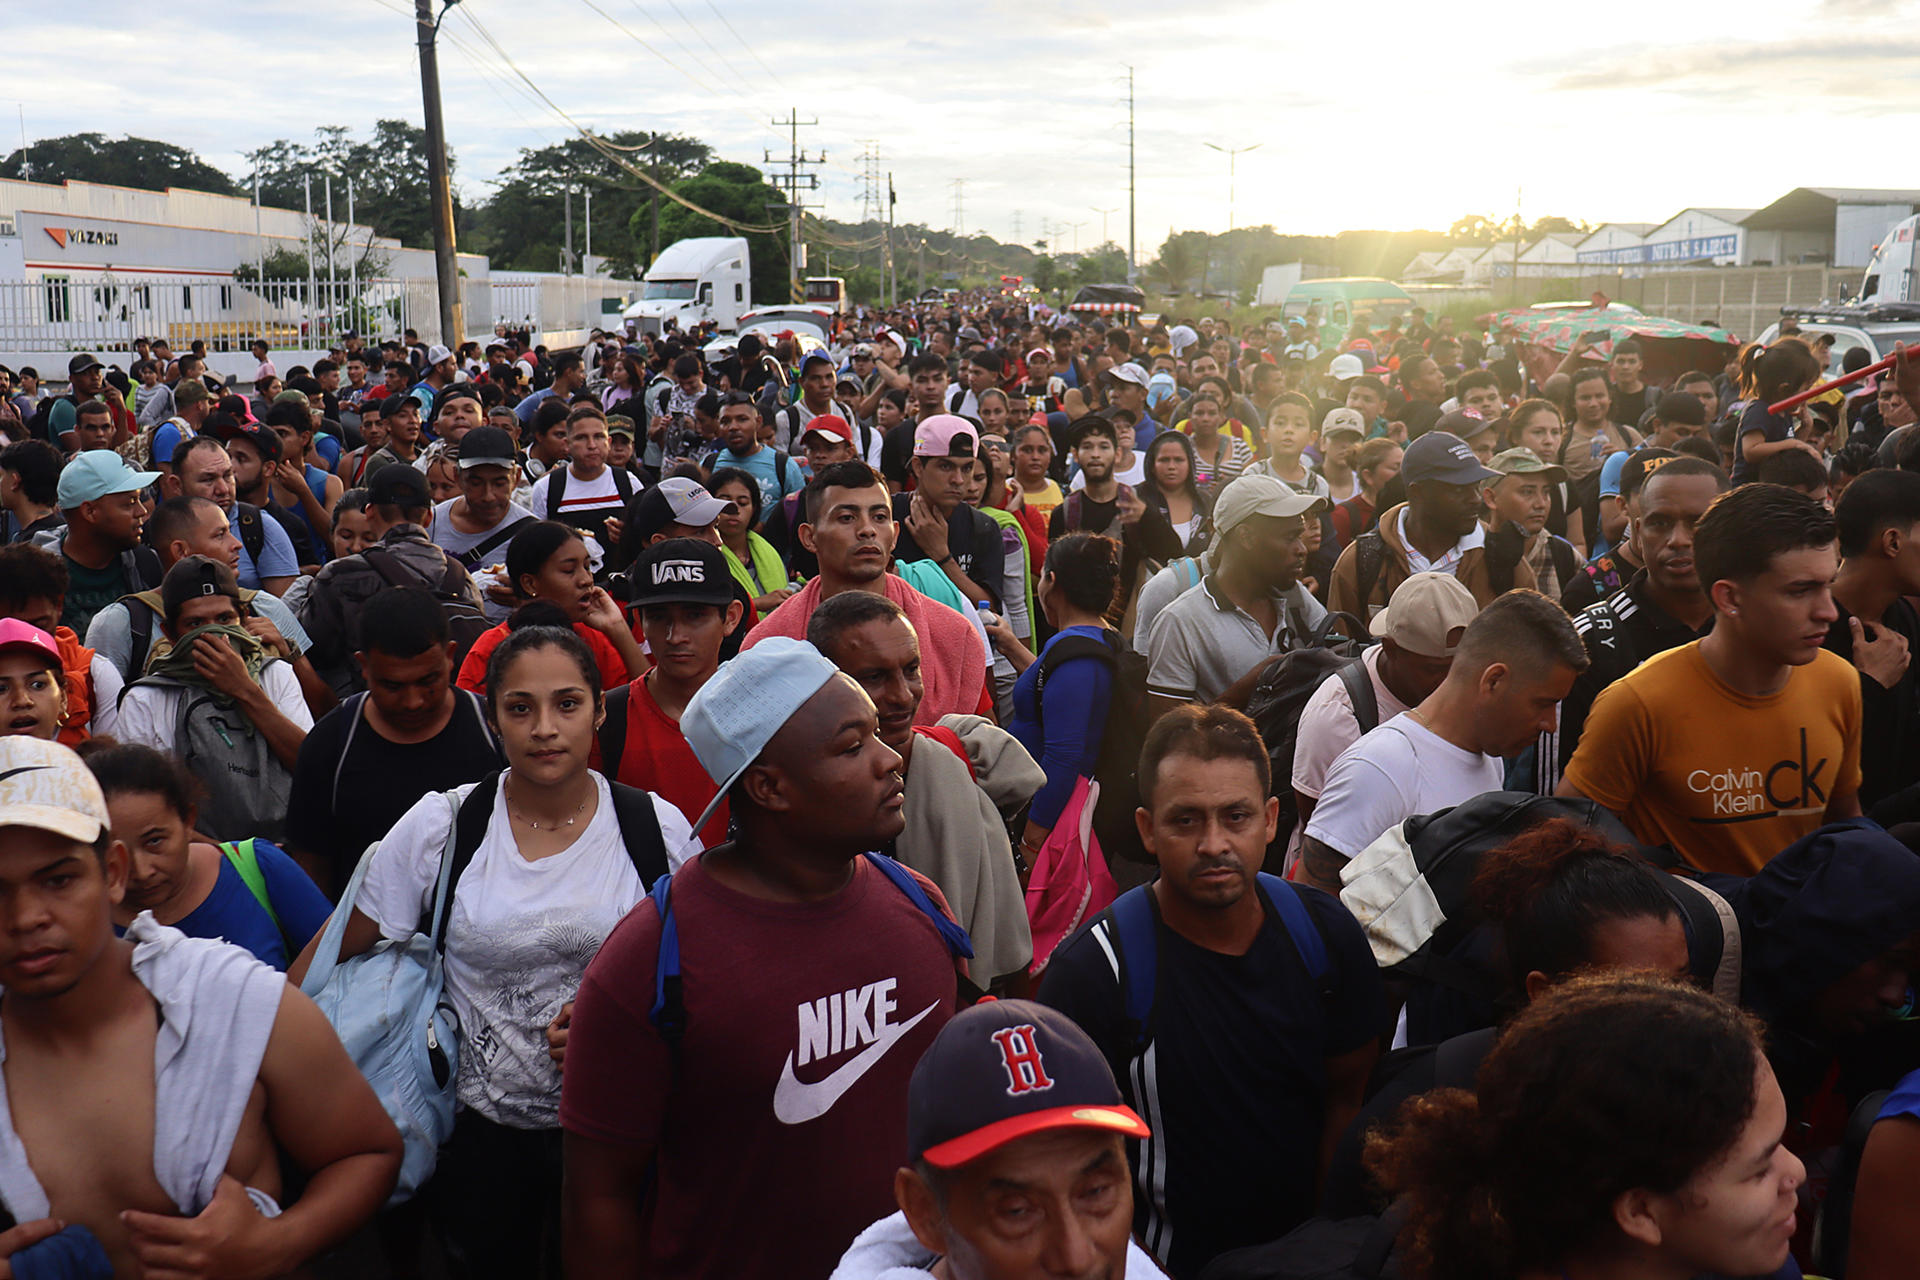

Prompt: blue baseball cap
[1400,431,1500,487]
[908,999,1149,1168]
[57,451,159,510]
[681,637,842,835]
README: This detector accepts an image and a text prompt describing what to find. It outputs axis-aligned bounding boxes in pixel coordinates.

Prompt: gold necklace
[506,775,589,830]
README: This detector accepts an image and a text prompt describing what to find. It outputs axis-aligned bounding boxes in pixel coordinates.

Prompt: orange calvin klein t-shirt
[1563,642,1862,875]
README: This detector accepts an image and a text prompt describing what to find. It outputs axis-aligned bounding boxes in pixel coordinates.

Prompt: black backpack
[362,547,492,672]
[424,770,670,940]
[1197,1208,1404,1280]
[544,464,636,523]
[1243,613,1372,864]
[1034,627,1154,867]
[234,502,267,569]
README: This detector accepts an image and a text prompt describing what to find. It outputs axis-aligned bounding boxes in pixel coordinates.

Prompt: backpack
[1338,791,1741,1044]
[543,464,635,524]
[1348,532,1388,619]
[131,671,295,842]
[699,447,792,492]
[1059,484,1140,538]
[1034,628,1154,866]
[644,851,978,1061]
[1810,1086,1895,1279]
[331,690,497,814]
[362,546,492,672]
[1243,622,1375,861]
[219,837,288,954]
[1105,874,1335,1060]
[777,403,870,456]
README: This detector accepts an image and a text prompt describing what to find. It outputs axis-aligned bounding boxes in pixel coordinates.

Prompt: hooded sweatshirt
[829,1210,1165,1280]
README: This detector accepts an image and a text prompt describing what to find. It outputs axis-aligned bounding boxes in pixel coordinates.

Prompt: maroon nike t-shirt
[560,853,963,1279]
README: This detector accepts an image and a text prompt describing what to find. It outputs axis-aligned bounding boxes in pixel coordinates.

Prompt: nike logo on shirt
[773,979,936,1125]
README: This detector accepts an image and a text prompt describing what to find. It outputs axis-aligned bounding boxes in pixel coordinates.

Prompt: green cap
[1486,447,1567,486]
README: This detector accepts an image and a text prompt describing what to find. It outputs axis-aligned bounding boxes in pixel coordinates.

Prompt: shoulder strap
[1549,534,1578,587]
[218,838,285,942]
[647,870,685,1043]
[599,682,633,777]
[330,691,371,812]
[1110,886,1159,1057]
[236,503,265,566]
[860,852,977,962]
[1354,531,1385,613]
[456,514,533,568]
[125,598,155,683]
[432,771,504,947]
[546,465,567,518]
[360,545,415,589]
[608,781,670,889]
[1178,557,1201,591]
[1257,873,1332,988]
[611,466,635,504]
[1338,659,1380,735]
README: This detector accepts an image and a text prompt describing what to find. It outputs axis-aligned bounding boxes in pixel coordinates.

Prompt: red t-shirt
[598,676,728,850]
[456,620,629,698]
[560,854,962,1280]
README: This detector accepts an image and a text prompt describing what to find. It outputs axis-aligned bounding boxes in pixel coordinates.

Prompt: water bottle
[1589,433,1606,461]
[975,600,1000,630]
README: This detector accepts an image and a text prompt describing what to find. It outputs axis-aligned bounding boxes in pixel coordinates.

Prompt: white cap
[0,737,110,845]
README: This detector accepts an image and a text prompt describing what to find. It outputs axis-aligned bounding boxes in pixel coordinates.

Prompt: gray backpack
[133,671,294,842]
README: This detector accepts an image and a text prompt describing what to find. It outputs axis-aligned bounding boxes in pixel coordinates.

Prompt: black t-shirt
[889,494,1007,610]
[1608,381,1654,429]
[1048,491,1186,589]
[760,492,815,580]
[285,689,505,894]
[1038,885,1383,1280]
[1825,597,1920,818]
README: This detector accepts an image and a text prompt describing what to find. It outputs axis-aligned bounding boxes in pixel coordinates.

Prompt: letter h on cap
[991,1025,1056,1096]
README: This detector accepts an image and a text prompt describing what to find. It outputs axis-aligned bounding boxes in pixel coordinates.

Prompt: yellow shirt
[1564,642,1861,875]
[1020,478,1064,523]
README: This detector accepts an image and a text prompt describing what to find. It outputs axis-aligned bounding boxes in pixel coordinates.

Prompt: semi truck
[623,236,751,335]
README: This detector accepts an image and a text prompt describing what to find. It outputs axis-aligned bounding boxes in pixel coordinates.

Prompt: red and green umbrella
[1491,307,1739,386]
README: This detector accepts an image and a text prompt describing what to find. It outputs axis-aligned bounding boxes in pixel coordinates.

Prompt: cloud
[1548,37,1920,93]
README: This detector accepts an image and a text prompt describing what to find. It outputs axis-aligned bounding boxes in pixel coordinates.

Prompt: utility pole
[584,188,592,266]
[1203,142,1262,232]
[564,188,573,275]
[886,172,897,307]
[649,131,661,263]
[918,237,927,298]
[415,0,463,347]
[1068,220,1087,254]
[1126,64,1137,285]
[765,109,822,304]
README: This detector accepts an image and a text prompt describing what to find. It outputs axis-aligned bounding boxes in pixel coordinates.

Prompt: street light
[1093,207,1118,250]
[1203,142,1262,232]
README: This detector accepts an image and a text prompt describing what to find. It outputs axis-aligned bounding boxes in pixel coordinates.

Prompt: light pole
[1203,141,1262,232]
[1093,206,1118,250]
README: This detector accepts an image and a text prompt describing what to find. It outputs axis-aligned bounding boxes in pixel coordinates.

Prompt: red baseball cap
[800,414,853,447]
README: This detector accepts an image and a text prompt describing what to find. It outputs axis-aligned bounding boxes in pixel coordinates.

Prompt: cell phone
[1581,330,1612,346]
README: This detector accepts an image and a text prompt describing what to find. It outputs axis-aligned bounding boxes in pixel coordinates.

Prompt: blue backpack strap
[1108,886,1159,1057]
[861,852,975,961]
[1257,873,1336,1001]
[647,871,685,1043]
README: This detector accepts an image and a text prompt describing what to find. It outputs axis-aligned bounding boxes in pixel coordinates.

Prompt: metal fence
[1487,266,1864,341]
[0,274,635,353]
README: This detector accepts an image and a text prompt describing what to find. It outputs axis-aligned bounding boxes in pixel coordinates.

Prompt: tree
[244,121,445,250]
[1528,215,1591,238]
[1448,215,1501,244]
[474,133,712,278]
[641,161,788,304]
[1,133,239,195]
[1032,255,1061,295]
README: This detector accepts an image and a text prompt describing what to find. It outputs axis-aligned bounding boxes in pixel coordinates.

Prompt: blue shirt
[514,387,557,426]
[150,420,192,471]
[1008,625,1114,830]
[1730,401,1793,485]
[709,444,805,513]
[233,505,299,587]
[163,839,332,971]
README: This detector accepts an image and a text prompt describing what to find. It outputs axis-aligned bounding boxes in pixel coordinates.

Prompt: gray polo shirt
[1145,575,1328,704]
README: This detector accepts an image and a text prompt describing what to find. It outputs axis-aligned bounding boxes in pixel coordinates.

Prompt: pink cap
[914,414,980,458]
[800,414,853,446]
[0,618,61,666]
[1025,346,1052,363]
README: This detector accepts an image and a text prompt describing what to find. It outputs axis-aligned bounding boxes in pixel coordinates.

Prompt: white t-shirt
[116,660,313,752]
[526,466,628,526]
[1291,647,1415,801]
[1069,453,1148,491]
[1303,714,1503,860]
[356,772,694,1128]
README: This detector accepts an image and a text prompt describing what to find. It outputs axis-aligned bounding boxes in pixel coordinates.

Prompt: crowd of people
[2,296,1920,1280]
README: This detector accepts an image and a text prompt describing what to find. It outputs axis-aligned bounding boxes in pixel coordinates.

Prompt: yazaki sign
[44,226,120,249]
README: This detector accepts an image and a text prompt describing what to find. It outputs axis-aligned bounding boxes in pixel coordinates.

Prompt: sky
[20,0,1920,264]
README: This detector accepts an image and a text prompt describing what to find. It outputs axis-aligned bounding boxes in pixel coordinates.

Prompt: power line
[764,110,823,302]
[702,0,786,91]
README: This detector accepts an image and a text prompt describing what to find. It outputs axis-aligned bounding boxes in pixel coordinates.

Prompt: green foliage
[470,133,712,278]
[244,121,443,250]
[640,161,789,302]
[2,133,240,196]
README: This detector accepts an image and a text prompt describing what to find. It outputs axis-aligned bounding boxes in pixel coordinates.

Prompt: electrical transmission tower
[950,179,965,238]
